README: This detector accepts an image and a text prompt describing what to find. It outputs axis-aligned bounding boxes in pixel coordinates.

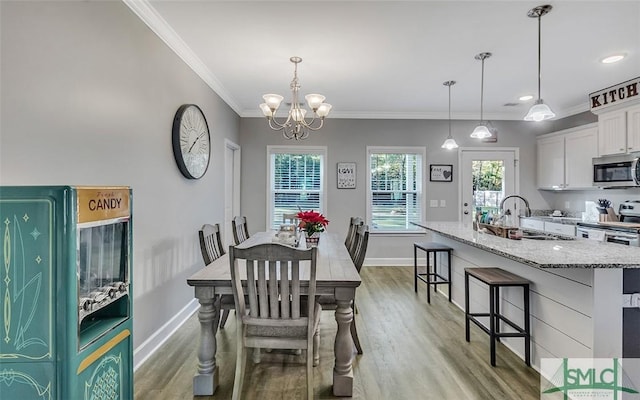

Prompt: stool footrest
[416,273,449,285]
[467,314,528,337]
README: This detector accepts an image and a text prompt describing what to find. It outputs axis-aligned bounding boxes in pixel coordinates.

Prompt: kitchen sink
[520,230,575,241]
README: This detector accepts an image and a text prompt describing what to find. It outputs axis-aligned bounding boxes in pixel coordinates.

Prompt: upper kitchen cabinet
[597,104,640,156]
[537,123,598,190]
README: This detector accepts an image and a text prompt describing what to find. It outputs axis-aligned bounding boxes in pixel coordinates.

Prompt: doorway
[459,148,519,224]
[224,139,241,247]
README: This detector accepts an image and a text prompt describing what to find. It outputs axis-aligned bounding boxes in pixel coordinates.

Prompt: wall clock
[172,104,211,179]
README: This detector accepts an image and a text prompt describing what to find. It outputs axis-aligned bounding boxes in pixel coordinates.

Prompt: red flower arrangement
[296,210,329,236]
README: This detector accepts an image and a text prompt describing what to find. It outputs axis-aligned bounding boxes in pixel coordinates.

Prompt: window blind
[369,151,423,232]
[270,152,324,230]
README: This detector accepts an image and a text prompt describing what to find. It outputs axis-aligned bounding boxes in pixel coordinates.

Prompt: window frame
[266,145,328,230]
[366,146,426,234]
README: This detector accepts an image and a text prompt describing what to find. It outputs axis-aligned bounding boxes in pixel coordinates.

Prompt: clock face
[172,104,211,179]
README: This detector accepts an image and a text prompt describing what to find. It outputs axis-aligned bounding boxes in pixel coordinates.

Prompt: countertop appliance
[592,154,640,188]
[577,200,640,246]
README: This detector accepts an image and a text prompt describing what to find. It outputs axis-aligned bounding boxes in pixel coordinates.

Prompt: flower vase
[305,232,320,248]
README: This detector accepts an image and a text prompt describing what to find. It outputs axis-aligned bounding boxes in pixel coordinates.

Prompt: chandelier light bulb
[305,94,326,110]
[524,99,555,121]
[316,103,332,117]
[442,138,459,150]
[259,57,331,140]
[263,94,284,110]
[259,103,273,117]
[470,124,492,139]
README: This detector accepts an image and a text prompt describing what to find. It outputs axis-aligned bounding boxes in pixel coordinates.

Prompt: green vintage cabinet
[0,186,133,400]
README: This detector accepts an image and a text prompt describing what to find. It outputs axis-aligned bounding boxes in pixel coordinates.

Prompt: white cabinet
[598,104,640,156]
[543,221,576,237]
[537,124,598,190]
[520,218,544,231]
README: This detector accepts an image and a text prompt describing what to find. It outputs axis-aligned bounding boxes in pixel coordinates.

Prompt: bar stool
[413,242,452,304]
[464,267,531,367]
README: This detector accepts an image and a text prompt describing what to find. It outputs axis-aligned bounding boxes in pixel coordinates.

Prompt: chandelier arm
[267,116,290,131]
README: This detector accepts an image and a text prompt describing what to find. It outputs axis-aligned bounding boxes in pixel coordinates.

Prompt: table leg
[193,287,219,396]
[333,288,355,397]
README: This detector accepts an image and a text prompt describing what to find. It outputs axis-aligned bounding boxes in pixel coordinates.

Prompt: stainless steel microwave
[592,154,640,188]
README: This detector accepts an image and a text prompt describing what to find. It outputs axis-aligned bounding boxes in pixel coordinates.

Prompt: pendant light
[470,52,494,139]
[441,81,459,150]
[524,5,555,122]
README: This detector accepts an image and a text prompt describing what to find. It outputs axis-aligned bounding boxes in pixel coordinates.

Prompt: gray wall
[239,117,548,262]
[0,1,240,357]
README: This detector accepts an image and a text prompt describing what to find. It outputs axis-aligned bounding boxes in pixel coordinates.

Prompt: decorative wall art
[430,164,453,182]
[337,162,356,189]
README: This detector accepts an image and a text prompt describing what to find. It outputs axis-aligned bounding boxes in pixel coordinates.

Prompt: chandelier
[259,57,332,140]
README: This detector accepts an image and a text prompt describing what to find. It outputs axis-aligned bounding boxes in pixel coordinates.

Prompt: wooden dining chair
[345,217,364,260]
[232,216,250,245]
[320,224,369,355]
[198,223,234,329]
[229,243,320,400]
[282,212,300,226]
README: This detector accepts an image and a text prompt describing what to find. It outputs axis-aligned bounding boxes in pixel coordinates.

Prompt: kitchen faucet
[499,195,531,218]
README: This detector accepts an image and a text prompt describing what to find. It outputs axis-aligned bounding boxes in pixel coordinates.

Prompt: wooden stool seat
[413,242,452,304]
[464,267,531,367]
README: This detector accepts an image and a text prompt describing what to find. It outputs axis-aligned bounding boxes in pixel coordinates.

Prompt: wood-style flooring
[134,266,540,399]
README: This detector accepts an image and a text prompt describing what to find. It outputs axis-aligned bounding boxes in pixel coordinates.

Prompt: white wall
[0,1,239,361]
[239,117,549,263]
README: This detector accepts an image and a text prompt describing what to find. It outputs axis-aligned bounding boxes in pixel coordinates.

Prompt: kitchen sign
[590,76,640,113]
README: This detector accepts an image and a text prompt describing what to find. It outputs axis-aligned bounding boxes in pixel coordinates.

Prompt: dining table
[186,231,362,397]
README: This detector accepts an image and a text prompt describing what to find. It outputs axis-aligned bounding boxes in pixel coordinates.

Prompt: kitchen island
[412,221,639,370]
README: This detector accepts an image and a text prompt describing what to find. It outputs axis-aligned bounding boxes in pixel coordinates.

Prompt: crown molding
[241,109,540,121]
[122,0,241,114]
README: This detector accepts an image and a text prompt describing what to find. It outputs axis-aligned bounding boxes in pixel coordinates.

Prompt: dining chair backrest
[232,216,250,245]
[351,224,370,273]
[199,223,225,265]
[229,242,318,399]
[282,213,300,226]
[345,217,364,258]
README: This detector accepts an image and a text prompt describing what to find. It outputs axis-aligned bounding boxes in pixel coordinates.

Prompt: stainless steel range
[577,200,640,246]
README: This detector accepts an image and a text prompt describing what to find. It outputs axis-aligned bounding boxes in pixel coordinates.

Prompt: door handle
[464,211,469,215]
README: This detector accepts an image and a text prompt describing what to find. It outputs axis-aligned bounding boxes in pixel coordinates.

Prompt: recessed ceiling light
[519,95,533,101]
[601,53,626,64]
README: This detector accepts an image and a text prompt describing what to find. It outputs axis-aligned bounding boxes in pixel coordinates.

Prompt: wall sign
[590,76,640,113]
[337,162,356,189]
[430,164,453,182]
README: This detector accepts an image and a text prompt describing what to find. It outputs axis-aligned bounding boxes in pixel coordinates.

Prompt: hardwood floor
[134,266,540,399]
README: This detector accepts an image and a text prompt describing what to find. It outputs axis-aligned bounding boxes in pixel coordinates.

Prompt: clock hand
[188,132,207,153]
[188,137,200,153]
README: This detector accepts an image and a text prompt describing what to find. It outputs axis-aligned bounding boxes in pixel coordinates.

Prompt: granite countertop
[413,221,640,268]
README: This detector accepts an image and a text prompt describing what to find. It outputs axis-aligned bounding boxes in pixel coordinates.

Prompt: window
[267,146,327,230]
[367,147,425,233]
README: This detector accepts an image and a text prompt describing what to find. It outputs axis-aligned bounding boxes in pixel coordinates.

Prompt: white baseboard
[362,258,414,267]
[133,298,200,371]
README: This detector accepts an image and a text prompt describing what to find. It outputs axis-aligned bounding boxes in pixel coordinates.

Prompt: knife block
[599,207,619,222]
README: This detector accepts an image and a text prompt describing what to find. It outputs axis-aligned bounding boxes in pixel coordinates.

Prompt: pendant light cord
[480,57,485,122]
[537,14,542,100]
[448,84,452,137]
